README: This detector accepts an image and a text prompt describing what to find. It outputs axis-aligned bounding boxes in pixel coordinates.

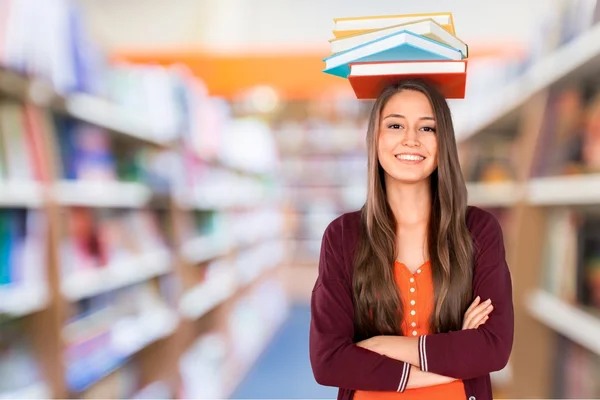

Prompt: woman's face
[377,90,438,185]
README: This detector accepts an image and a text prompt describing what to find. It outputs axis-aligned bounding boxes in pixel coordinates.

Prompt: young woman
[309,79,514,400]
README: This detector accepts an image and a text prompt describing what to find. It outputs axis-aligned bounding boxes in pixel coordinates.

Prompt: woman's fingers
[464,296,481,315]
[463,299,493,329]
[468,304,493,329]
[476,315,490,328]
[462,297,481,329]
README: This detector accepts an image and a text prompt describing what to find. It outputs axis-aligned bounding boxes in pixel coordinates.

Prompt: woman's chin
[386,172,431,186]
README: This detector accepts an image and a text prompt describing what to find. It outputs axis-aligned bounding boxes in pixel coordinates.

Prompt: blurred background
[0,0,599,399]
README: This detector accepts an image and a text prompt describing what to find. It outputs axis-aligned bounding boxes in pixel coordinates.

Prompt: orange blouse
[354,261,466,400]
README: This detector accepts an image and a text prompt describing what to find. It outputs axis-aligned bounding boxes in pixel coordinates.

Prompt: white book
[331,18,468,57]
[334,13,455,34]
[350,60,467,77]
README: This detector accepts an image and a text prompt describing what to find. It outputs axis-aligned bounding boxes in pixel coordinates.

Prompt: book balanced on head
[323,12,469,100]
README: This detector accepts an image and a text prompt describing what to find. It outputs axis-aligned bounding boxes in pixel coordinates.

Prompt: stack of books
[323,12,468,99]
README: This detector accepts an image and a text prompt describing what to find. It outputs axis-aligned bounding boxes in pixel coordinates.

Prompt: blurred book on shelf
[179,276,288,399]
[0,320,49,399]
[460,136,517,183]
[553,335,600,398]
[528,84,600,178]
[0,209,47,288]
[59,208,170,290]
[580,218,600,310]
[63,281,178,394]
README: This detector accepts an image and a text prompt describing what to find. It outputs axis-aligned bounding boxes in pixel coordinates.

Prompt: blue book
[323,30,463,78]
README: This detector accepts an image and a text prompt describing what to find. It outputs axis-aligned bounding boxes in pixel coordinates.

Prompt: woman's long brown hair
[353,79,473,339]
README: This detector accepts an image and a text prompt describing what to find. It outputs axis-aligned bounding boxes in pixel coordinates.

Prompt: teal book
[323,30,463,78]
[0,212,12,285]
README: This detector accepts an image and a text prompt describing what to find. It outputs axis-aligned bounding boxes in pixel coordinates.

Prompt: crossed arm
[355,296,494,389]
[309,213,514,392]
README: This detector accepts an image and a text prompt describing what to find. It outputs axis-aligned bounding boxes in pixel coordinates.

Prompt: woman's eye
[421,126,436,133]
[388,124,401,129]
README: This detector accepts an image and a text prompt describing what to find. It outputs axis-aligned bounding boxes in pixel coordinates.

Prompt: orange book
[332,12,455,38]
[347,60,467,99]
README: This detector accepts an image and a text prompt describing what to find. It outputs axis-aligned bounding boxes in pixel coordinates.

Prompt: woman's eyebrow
[382,113,404,120]
[382,114,435,121]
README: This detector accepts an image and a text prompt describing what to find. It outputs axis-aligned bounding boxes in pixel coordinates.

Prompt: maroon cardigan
[309,206,514,400]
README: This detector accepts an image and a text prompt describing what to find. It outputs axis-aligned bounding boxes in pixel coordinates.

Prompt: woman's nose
[401,129,420,147]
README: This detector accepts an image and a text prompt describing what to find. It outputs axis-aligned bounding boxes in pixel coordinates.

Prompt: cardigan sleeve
[309,219,412,392]
[417,212,514,379]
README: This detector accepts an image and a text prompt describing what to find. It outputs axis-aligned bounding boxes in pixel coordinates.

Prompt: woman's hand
[356,335,420,367]
[357,336,457,389]
[462,296,493,330]
[356,336,383,353]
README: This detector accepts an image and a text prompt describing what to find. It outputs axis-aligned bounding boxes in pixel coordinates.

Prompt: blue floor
[230,304,338,399]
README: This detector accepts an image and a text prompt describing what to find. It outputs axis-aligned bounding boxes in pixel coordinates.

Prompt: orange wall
[113,43,523,100]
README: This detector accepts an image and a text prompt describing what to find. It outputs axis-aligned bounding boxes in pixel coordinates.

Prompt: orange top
[354,261,465,400]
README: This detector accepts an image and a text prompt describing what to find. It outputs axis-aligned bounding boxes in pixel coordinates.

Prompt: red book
[22,105,51,182]
[347,60,467,99]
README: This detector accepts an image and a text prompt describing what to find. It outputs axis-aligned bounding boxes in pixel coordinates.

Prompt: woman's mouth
[395,153,425,164]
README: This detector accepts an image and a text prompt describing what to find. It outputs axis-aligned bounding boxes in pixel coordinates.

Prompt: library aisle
[231,304,338,399]
[2,1,600,399]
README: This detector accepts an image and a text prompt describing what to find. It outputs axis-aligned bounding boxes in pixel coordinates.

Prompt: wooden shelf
[177,188,272,211]
[0,68,62,108]
[466,181,522,207]
[64,94,176,147]
[0,282,48,317]
[0,68,175,147]
[466,175,600,207]
[178,261,282,321]
[104,306,180,356]
[0,181,45,208]
[527,173,600,206]
[0,381,51,400]
[52,180,152,208]
[526,289,600,356]
[178,269,238,320]
[180,235,232,265]
[61,249,171,301]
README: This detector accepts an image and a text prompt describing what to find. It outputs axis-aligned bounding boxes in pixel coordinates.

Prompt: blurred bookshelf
[272,98,371,266]
[455,1,600,398]
[0,1,287,399]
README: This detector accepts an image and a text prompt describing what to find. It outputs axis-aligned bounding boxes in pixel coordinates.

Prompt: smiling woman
[309,79,514,400]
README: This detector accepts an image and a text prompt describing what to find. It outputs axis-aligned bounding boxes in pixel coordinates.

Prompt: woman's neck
[385,178,432,227]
